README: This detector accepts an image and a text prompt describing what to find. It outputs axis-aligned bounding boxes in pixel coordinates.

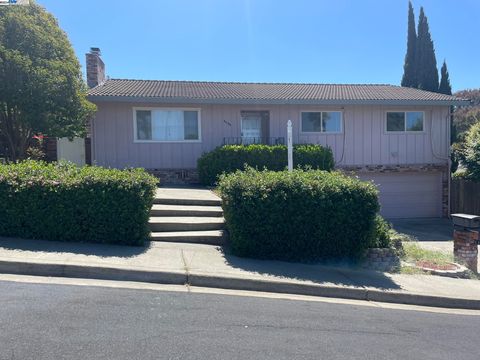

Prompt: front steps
[149,188,226,245]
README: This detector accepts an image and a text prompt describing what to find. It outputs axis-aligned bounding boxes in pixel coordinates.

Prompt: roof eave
[87,95,471,107]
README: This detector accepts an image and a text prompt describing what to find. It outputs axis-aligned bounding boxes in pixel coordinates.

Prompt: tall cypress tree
[438,60,452,95]
[401,1,417,87]
[415,7,439,92]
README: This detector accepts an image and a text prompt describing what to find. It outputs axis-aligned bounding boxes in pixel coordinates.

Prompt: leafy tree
[0,2,95,161]
[458,122,480,181]
[401,1,417,88]
[415,7,439,92]
[438,61,452,95]
[453,89,480,139]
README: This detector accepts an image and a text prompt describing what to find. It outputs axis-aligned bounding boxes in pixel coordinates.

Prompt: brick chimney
[86,47,105,88]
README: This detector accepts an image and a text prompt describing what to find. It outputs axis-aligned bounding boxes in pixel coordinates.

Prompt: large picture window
[301,111,342,133]
[135,109,200,142]
[386,111,424,132]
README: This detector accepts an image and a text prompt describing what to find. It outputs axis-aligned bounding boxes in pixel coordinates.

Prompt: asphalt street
[1,280,479,360]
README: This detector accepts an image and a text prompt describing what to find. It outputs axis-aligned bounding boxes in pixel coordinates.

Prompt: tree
[0,2,95,161]
[458,122,480,181]
[438,60,452,95]
[414,7,439,92]
[401,1,417,88]
[453,89,480,139]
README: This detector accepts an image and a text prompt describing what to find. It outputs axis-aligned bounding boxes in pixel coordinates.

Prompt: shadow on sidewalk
[222,250,401,290]
[0,237,151,258]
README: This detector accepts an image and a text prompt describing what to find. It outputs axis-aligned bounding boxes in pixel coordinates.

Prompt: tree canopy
[401,3,440,93]
[401,1,417,88]
[438,61,452,95]
[0,2,95,161]
[414,7,439,92]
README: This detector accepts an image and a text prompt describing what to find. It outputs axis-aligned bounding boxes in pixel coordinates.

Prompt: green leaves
[197,144,335,185]
[0,3,96,160]
[0,160,158,245]
[218,168,380,261]
[458,122,480,181]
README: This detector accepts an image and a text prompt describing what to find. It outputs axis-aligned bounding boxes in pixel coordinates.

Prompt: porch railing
[223,137,285,146]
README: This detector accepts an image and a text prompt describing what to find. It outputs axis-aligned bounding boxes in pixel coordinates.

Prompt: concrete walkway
[0,237,480,309]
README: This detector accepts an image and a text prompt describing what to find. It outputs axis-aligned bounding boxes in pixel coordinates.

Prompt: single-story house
[86,48,470,219]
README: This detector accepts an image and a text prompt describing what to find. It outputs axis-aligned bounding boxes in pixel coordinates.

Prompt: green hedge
[0,161,158,245]
[218,168,380,261]
[197,144,334,185]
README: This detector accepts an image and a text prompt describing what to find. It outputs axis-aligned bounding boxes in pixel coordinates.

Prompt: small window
[386,111,424,132]
[301,111,342,133]
[135,109,200,142]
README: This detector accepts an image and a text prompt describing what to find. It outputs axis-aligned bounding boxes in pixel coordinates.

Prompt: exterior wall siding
[92,102,450,170]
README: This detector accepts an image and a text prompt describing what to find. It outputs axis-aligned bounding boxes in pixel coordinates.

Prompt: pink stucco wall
[91,102,450,169]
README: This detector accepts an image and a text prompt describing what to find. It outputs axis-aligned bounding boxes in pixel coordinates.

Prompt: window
[386,111,424,132]
[134,109,200,142]
[301,111,342,133]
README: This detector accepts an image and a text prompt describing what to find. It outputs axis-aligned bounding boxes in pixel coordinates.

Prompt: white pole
[287,120,293,172]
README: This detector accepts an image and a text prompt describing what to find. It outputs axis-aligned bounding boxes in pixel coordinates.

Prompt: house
[86,48,469,219]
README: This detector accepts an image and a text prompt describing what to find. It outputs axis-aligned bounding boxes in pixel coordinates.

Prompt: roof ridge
[107,78,394,86]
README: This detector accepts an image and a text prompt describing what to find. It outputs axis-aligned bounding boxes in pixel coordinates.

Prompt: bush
[0,161,158,245]
[197,144,334,185]
[218,168,380,261]
[457,122,480,181]
[369,215,392,249]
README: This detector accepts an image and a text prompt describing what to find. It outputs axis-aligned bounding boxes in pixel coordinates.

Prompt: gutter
[86,95,471,107]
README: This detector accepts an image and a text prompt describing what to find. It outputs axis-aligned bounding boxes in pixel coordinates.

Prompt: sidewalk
[0,237,480,310]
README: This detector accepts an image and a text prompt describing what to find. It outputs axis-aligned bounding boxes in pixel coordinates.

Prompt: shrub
[218,168,379,261]
[197,144,334,185]
[368,215,392,249]
[457,122,480,181]
[0,161,158,245]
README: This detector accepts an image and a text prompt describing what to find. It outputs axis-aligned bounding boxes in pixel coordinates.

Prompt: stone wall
[147,169,199,185]
[362,248,400,272]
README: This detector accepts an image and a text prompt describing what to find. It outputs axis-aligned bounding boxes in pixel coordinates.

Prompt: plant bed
[0,161,158,245]
[400,241,470,278]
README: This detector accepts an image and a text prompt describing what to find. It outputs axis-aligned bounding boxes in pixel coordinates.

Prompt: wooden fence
[451,179,480,215]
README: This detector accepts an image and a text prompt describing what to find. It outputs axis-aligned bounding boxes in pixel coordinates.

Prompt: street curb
[1,259,479,310]
[0,260,187,285]
[189,273,480,310]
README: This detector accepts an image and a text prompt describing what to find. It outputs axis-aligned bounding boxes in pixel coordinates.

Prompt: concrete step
[150,204,223,217]
[153,197,222,207]
[149,216,225,232]
[150,230,226,245]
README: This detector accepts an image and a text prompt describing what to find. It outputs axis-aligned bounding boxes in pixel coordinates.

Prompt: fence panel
[451,179,480,215]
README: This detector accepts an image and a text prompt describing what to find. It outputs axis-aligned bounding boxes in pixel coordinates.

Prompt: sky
[37,0,480,92]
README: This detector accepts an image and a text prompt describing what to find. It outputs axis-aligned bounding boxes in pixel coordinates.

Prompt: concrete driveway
[390,218,457,259]
[389,218,453,242]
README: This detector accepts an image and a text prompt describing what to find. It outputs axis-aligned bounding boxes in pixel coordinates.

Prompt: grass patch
[402,242,453,265]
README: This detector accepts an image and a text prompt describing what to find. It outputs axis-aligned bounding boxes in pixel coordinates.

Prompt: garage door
[357,172,443,219]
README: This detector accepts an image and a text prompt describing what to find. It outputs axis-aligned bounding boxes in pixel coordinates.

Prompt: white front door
[241,115,262,144]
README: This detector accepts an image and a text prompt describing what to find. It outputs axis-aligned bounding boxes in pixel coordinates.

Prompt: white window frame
[299,111,343,134]
[385,111,425,134]
[133,107,202,143]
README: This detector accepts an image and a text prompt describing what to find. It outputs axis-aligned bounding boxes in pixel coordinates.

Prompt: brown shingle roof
[87,79,469,105]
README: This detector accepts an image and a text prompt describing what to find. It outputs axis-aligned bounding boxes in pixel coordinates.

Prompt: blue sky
[38,0,479,92]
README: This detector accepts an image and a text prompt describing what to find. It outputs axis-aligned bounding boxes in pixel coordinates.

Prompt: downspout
[430,107,451,217]
[336,109,346,165]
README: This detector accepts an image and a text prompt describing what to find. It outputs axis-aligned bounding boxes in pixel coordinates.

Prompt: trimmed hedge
[218,168,380,261]
[197,144,334,185]
[0,161,158,245]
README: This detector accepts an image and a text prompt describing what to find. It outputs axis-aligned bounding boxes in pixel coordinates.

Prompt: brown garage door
[358,172,443,219]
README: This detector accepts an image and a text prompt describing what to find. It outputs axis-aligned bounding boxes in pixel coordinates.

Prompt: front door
[241,113,262,144]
